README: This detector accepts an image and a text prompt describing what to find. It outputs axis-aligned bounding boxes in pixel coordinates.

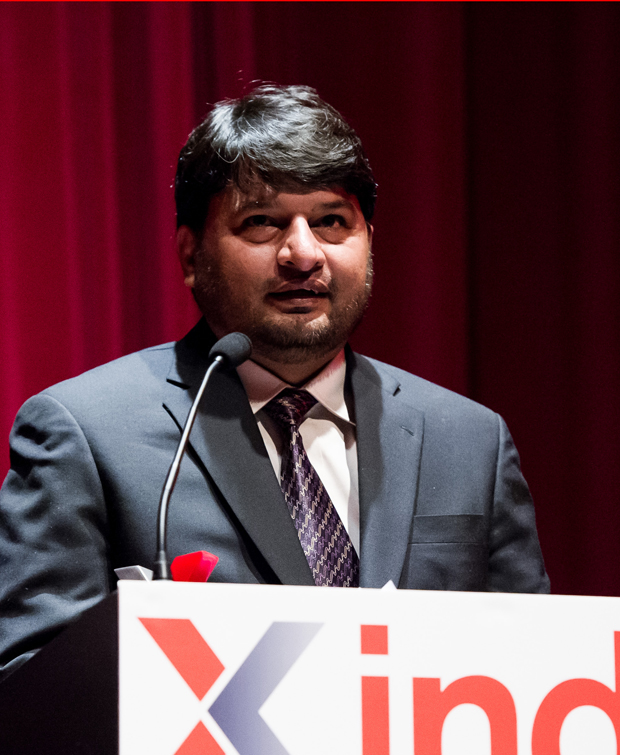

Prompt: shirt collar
[236,349,352,424]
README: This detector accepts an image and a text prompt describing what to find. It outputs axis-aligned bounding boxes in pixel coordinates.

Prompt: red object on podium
[171,551,219,583]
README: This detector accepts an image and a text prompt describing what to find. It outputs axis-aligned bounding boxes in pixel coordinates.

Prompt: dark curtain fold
[1,2,619,597]
[466,4,620,596]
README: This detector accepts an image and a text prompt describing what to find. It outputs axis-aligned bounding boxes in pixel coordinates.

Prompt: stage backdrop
[1,3,619,598]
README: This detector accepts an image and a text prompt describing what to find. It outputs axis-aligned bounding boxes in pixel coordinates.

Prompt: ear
[176,226,200,288]
[366,222,374,247]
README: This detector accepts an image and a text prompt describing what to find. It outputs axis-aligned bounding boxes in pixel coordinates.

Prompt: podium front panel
[119,582,620,755]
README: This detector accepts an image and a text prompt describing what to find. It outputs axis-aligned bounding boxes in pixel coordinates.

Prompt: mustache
[265,276,334,296]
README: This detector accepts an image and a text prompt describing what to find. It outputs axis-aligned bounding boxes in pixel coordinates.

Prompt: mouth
[267,284,331,315]
[269,280,330,301]
[269,289,329,301]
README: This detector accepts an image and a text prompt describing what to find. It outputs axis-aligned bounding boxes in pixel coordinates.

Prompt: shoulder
[38,320,213,409]
[15,320,212,430]
[12,342,179,435]
[41,341,176,406]
[349,351,499,428]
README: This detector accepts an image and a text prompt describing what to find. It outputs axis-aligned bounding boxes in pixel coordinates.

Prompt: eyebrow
[315,199,354,212]
[235,199,275,214]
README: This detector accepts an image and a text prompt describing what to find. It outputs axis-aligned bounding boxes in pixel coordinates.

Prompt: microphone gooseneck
[154,332,252,580]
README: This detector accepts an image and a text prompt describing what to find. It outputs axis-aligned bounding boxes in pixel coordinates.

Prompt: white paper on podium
[119,582,620,755]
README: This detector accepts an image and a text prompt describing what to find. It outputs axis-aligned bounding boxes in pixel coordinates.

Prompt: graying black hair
[175,84,377,232]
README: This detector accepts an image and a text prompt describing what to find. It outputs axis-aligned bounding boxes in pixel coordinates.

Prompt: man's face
[178,184,373,373]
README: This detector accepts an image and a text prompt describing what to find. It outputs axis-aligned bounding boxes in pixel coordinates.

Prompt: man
[0,85,549,680]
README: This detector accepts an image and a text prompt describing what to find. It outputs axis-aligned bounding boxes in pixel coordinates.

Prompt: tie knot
[263,389,317,428]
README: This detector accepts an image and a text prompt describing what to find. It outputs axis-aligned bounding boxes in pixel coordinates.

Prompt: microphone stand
[154,333,251,580]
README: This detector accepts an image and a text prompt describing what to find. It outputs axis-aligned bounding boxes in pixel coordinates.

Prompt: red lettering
[361,625,389,655]
[362,676,390,755]
[413,676,517,755]
[532,631,620,754]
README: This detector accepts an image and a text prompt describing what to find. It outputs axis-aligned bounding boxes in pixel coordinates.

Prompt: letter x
[139,618,226,755]
[139,618,322,755]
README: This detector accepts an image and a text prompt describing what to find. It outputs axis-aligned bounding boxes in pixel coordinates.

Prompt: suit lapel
[161,324,423,589]
[348,352,424,588]
[162,322,313,586]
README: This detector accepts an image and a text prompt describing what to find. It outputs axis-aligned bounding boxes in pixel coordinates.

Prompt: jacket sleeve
[486,415,550,593]
[0,393,111,681]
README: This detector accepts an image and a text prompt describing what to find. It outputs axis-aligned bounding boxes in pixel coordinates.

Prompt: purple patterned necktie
[263,389,360,587]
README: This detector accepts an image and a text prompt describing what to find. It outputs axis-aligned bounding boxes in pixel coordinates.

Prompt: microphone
[154,332,252,580]
[208,331,253,368]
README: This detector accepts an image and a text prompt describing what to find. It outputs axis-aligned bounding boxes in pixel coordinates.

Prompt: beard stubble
[193,251,373,366]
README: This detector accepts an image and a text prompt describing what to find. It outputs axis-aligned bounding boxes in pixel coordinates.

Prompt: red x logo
[139,618,225,755]
[140,617,322,755]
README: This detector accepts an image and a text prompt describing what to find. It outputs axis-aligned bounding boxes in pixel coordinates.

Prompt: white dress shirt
[236,350,360,555]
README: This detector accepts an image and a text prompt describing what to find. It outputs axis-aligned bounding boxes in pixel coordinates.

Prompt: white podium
[119,583,620,755]
[2,583,620,754]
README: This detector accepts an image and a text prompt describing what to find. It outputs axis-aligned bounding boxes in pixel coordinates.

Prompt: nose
[277,217,325,272]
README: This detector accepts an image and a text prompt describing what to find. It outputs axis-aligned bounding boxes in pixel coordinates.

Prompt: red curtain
[1,3,619,597]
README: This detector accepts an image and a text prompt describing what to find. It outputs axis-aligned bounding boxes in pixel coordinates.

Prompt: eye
[312,213,351,242]
[243,215,274,228]
[316,214,346,228]
[238,214,281,241]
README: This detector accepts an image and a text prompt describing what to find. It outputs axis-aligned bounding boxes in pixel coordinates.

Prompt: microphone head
[208,332,252,369]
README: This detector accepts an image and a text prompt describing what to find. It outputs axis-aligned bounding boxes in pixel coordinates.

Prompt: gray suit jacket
[0,320,549,678]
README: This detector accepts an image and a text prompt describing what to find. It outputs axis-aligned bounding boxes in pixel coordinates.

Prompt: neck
[250,348,342,386]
